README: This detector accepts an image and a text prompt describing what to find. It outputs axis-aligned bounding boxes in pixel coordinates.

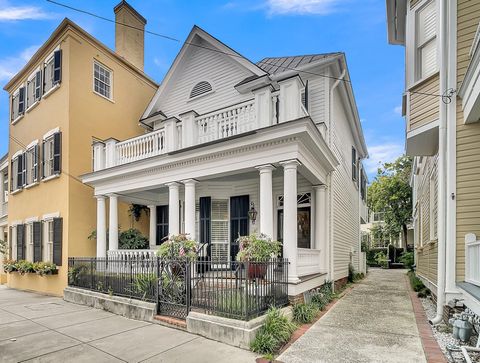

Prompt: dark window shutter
[156,205,169,245]
[17,224,25,260]
[53,217,63,266]
[35,71,42,100]
[33,145,39,182]
[53,50,62,84]
[11,95,14,121]
[33,221,42,262]
[230,195,250,261]
[41,140,45,179]
[53,132,61,174]
[18,87,25,114]
[303,80,309,110]
[199,197,211,256]
[16,155,23,189]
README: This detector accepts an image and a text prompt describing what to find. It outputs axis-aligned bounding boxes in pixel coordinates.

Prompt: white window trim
[42,212,60,220]
[25,216,39,223]
[187,79,215,102]
[42,83,60,99]
[43,127,60,140]
[406,0,440,87]
[93,60,114,102]
[26,67,41,112]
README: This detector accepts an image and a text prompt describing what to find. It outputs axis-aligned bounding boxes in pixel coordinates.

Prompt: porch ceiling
[82,118,337,196]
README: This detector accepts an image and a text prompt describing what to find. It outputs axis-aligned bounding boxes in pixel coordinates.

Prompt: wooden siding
[408,75,440,131]
[456,0,480,282]
[154,37,254,117]
[331,86,360,280]
[417,241,438,286]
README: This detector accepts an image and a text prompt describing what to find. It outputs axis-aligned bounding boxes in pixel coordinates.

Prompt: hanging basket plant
[129,204,149,222]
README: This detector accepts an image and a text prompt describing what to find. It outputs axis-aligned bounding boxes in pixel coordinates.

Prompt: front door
[230,195,250,261]
[156,205,169,245]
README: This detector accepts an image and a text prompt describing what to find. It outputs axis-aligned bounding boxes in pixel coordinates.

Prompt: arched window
[190,81,213,99]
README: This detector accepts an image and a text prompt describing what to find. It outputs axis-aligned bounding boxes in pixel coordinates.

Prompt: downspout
[430,0,448,325]
[328,67,346,289]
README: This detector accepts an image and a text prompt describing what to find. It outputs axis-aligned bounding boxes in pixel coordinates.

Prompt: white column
[253,86,273,128]
[281,160,300,283]
[256,164,275,238]
[167,182,180,235]
[183,179,197,240]
[96,196,107,258]
[104,138,118,168]
[148,205,157,248]
[108,194,118,251]
[314,185,328,270]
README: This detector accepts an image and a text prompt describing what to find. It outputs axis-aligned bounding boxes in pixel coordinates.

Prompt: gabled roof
[257,53,342,75]
[141,25,267,119]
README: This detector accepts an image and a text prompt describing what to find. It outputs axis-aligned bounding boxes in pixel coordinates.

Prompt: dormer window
[190,81,213,99]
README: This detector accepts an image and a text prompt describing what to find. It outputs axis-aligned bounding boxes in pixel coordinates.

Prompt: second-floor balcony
[92,76,324,171]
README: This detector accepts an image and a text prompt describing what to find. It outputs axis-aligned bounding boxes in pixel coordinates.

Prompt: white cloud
[265,0,342,15]
[393,105,402,115]
[364,142,404,175]
[0,45,40,81]
[0,3,51,21]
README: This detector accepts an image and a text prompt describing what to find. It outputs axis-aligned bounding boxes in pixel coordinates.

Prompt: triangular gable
[142,25,266,119]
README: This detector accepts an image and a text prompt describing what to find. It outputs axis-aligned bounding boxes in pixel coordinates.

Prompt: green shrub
[250,307,296,355]
[32,262,57,276]
[68,263,89,285]
[399,251,414,270]
[215,290,247,318]
[16,260,34,275]
[127,273,157,301]
[374,251,389,268]
[408,271,425,292]
[119,228,149,249]
[292,303,319,324]
[348,263,355,283]
[311,281,334,310]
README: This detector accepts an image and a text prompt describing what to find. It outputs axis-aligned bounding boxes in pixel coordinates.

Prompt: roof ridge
[257,52,343,64]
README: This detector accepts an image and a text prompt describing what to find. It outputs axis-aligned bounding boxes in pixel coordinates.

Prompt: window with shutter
[52,217,62,266]
[53,132,61,174]
[352,147,358,182]
[156,205,169,245]
[25,146,39,185]
[33,221,42,262]
[44,56,55,93]
[199,197,211,256]
[190,81,213,99]
[34,71,42,101]
[17,224,25,260]
[18,87,25,115]
[15,154,24,189]
[43,132,61,178]
[416,1,437,80]
[53,50,62,85]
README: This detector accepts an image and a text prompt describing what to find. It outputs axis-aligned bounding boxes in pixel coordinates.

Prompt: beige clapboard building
[3,1,156,296]
[387,0,480,321]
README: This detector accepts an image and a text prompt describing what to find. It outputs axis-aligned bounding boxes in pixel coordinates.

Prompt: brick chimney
[114,1,146,71]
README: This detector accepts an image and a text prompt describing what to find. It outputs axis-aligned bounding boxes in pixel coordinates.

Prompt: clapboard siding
[303,75,327,124]
[456,0,480,282]
[417,242,438,288]
[408,75,440,131]
[155,38,254,117]
[331,86,360,280]
[410,0,421,9]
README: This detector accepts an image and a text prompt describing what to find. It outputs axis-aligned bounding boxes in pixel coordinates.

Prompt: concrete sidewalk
[0,286,256,362]
[278,269,427,363]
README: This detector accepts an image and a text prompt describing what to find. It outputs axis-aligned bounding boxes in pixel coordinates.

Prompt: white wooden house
[82,26,368,297]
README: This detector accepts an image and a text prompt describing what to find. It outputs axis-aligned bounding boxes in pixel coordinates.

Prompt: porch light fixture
[248,202,257,224]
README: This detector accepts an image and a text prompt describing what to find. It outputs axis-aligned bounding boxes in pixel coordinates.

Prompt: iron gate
[157,260,190,319]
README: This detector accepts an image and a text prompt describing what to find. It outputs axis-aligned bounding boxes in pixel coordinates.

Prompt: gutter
[430,0,448,326]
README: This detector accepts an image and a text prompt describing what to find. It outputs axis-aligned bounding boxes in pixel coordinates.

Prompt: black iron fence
[68,257,289,320]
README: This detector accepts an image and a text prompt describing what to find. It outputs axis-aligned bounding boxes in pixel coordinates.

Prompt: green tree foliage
[368,155,413,245]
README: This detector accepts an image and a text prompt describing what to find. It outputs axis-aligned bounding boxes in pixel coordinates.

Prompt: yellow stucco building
[3,2,156,296]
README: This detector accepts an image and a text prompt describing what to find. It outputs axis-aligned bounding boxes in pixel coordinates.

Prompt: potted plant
[157,234,198,275]
[3,259,17,273]
[16,260,34,275]
[33,262,58,276]
[236,233,282,279]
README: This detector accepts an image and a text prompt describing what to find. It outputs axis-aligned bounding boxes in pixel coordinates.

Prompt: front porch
[82,115,337,295]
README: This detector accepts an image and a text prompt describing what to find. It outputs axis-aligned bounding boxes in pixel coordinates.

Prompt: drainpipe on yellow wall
[430,0,448,326]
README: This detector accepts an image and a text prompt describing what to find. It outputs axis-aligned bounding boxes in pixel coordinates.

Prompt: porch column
[256,164,275,238]
[108,194,118,251]
[148,205,157,248]
[281,159,301,283]
[96,195,107,258]
[167,182,180,235]
[314,185,328,270]
[183,179,198,240]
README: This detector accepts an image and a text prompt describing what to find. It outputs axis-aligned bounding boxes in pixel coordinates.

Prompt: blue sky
[0,0,405,180]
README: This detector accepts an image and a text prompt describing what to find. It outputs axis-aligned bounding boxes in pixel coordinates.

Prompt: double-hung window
[25,145,39,185]
[415,1,437,81]
[11,153,26,191]
[42,132,61,179]
[11,87,25,122]
[26,70,42,109]
[45,220,54,263]
[44,50,62,93]
[352,147,358,183]
[93,61,112,100]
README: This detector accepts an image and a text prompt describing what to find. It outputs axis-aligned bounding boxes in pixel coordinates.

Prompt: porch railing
[107,249,157,260]
[465,233,480,286]
[297,248,322,277]
[68,257,289,320]
[115,128,166,165]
